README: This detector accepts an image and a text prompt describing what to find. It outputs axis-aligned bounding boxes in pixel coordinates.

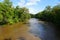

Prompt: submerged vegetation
[0,0,31,25]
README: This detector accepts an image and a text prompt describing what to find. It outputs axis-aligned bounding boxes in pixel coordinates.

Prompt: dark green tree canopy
[35,4,60,26]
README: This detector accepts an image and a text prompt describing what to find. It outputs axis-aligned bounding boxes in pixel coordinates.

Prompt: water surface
[0,18,58,40]
[0,22,40,40]
[28,18,56,40]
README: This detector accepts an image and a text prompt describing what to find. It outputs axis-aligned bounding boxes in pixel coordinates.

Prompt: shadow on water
[55,27,60,40]
[28,18,60,40]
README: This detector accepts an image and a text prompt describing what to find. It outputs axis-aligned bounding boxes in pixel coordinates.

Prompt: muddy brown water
[0,18,58,40]
[0,22,40,40]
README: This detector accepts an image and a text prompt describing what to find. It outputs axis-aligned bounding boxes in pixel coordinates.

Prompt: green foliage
[0,13,3,22]
[30,14,35,18]
[0,0,31,25]
[52,5,60,26]
[35,4,60,26]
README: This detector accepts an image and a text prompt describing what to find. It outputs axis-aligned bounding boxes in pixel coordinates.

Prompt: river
[0,18,59,40]
[28,18,56,40]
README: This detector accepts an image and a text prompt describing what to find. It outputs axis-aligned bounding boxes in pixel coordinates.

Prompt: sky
[0,0,60,14]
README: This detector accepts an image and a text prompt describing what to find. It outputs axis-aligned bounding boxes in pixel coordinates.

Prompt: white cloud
[18,0,25,7]
[29,8,35,14]
[18,0,41,7]
[25,2,37,6]
[29,8,39,14]
[27,0,40,2]
[26,0,41,6]
[17,0,41,14]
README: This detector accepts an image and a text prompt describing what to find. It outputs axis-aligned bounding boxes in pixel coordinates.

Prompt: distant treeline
[0,0,31,25]
[35,4,60,26]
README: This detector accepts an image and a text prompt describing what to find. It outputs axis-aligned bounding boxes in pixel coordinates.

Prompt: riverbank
[0,22,41,40]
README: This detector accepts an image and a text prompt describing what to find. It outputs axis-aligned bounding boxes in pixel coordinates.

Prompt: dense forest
[0,0,31,25]
[35,5,60,27]
[0,0,60,27]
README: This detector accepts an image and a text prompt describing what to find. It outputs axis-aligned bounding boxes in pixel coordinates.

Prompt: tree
[0,0,31,25]
[3,0,12,7]
[52,4,60,26]
[35,4,60,26]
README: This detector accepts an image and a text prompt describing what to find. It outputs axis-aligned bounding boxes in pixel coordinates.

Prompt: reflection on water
[28,18,56,40]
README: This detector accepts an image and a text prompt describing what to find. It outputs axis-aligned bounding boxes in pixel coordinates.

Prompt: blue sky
[0,0,60,14]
